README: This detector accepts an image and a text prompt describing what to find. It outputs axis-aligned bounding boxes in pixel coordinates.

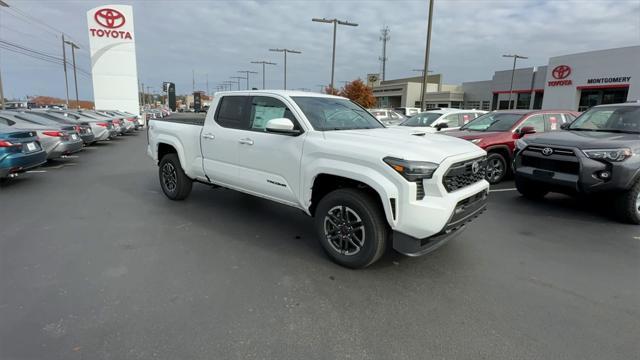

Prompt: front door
[234,96,306,205]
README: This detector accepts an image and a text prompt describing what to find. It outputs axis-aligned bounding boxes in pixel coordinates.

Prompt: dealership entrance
[578,86,629,111]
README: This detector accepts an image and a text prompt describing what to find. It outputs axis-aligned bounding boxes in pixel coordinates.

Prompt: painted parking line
[62,155,80,159]
[26,170,47,173]
[490,188,517,192]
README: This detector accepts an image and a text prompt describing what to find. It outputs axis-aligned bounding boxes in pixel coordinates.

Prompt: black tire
[485,152,507,184]
[158,153,192,200]
[615,180,640,224]
[314,188,388,269]
[515,175,548,200]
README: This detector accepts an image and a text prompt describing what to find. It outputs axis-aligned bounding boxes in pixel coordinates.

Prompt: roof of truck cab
[212,90,345,99]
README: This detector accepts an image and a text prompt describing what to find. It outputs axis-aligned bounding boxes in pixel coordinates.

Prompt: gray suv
[513,103,640,224]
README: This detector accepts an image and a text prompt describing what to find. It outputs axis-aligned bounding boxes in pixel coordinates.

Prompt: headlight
[470,139,482,144]
[583,148,633,162]
[515,138,528,150]
[383,157,439,181]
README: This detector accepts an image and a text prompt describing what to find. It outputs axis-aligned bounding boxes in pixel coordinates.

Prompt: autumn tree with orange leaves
[339,79,376,108]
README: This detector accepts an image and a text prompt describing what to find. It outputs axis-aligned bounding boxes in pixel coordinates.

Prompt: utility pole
[502,54,528,109]
[141,82,145,106]
[0,1,6,109]
[238,70,258,90]
[61,34,70,108]
[379,26,390,81]
[146,86,151,105]
[64,40,80,108]
[206,73,209,97]
[312,18,358,92]
[420,0,435,111]
[192,70,195,92]
[223,81,235,91]
[269,48,301,90]
[230,76,245,91]
[251,60,276,89]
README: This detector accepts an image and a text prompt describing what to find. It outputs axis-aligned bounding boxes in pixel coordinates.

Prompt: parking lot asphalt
[1,131,638,360]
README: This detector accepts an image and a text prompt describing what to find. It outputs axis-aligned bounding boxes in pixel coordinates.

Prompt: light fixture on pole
[250,60,276,89]
[311,17,358,92]
[420,0,435,111]
[238,70,258,90]
[502,54,528,109]
[269,48,301,90]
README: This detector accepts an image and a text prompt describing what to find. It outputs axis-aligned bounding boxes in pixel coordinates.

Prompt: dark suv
[513,103,640,224]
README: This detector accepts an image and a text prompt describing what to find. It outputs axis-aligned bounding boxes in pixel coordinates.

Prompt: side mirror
[518,126,536,138]
[560,122,570,130]
[435,122,449,131]
[265,118,300,135]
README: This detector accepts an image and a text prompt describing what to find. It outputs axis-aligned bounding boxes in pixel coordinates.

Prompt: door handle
[238,138,254,145]
[202,133,215,140]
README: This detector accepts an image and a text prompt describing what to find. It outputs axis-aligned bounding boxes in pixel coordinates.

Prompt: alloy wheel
[486,158,504,183]
[323,205,365,256]
[161,162,177,192]
[636,191,640,215]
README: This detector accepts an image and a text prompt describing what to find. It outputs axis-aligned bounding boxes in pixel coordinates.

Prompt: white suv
[399,108,487,132]
[147,91,489,268]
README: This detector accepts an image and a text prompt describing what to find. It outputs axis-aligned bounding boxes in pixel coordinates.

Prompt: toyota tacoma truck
[514,102,640,224]
[147,91,489,268]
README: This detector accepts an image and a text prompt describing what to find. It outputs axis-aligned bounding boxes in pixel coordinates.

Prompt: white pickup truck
[147,91,489,268]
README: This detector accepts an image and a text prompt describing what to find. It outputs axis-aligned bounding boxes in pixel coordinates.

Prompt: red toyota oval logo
[94,8,126,29]
[552,65,571,80]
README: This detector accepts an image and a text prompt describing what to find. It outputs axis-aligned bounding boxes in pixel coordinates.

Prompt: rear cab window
[215,96,250,130]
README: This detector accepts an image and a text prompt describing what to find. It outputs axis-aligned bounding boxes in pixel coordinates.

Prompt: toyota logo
[94,8,126,29]
[542,147,554,156]
[552,65,571,80]
[472,161,481,174]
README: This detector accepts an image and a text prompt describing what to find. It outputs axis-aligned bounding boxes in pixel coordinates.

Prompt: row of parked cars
[0,108,143,181]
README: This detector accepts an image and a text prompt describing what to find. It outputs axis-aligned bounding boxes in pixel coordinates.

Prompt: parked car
[368,109,406,126]
[80,110,129,135]
[398,108,488,132]
[0,112,84,160]
[513,103,640,223]
[394,107,421,117]
[147,91,489,268]
[445,110,579,184]
[6,110,96,145]
[96,110,136,133]
[35,109,116,141]
[0,124,47,181]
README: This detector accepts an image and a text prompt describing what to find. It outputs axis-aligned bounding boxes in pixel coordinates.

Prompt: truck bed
[151,113,206,126]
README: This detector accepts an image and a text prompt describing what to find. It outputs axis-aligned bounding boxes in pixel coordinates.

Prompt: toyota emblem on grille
[542,147,554,156]
[472,161,481,174]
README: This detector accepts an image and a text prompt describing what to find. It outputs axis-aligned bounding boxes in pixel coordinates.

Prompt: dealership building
[372,45,639,111]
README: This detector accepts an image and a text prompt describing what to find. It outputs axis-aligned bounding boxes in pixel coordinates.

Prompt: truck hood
[391,125,438,134]
[323,128,485,163]
[524,130,640,150]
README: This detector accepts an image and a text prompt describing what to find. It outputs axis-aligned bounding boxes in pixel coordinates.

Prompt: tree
[324,86,340,95]
[339,79,376,108]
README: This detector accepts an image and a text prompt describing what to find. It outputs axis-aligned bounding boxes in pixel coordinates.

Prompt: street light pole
[502,54,528,109]
[269,48,301,90]
[64,40,80,108]
[61,34,70,108]
[238,70,258,90]
[230,76,245,91]
[0,0,6,110]
[312,18,358,92]
[420,0,435,111]
[250,61,276,89]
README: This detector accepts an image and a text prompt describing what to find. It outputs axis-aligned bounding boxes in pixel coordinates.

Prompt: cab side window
[216,96,250,130]
[442,113,460,127]
[519,114,546,132]
[249,96,300,133]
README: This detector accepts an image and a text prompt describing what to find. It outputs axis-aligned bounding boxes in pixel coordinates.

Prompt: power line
[0,41,91,77]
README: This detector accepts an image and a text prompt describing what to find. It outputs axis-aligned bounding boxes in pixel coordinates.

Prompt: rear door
[201,96,250,186]
[233,95,306,205]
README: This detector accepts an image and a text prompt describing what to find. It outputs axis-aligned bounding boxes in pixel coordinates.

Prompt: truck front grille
[521,155,580,174]
[442,156,487,192]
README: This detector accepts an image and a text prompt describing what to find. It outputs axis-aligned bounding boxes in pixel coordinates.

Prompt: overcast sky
[1,0,639,100]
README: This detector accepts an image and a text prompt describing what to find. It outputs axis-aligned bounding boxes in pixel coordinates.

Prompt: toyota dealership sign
[87,5,139,115]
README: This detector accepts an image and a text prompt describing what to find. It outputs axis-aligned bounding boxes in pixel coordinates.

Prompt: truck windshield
[292,97,384,131]
[569,106,640,133]
[461,113,522,132]
[400,112,442,127]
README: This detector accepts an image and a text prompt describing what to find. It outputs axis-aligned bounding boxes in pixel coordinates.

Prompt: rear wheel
[485,153,507,184]
[615,180,640,224]
[515,176,548,200]
[314,188,388,269]
[158,153,192,200]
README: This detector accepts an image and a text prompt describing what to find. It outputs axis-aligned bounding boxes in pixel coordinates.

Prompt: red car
[446,110,580,184]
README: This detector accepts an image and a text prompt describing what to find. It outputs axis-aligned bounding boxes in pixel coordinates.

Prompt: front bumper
[514,146,638,193]
[393,189,488,256]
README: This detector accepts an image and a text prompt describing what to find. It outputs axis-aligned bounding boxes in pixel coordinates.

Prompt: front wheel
[485,153,507,184]
[158,153,193,200]
[314,188,388,269]
[615,180,640,224]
